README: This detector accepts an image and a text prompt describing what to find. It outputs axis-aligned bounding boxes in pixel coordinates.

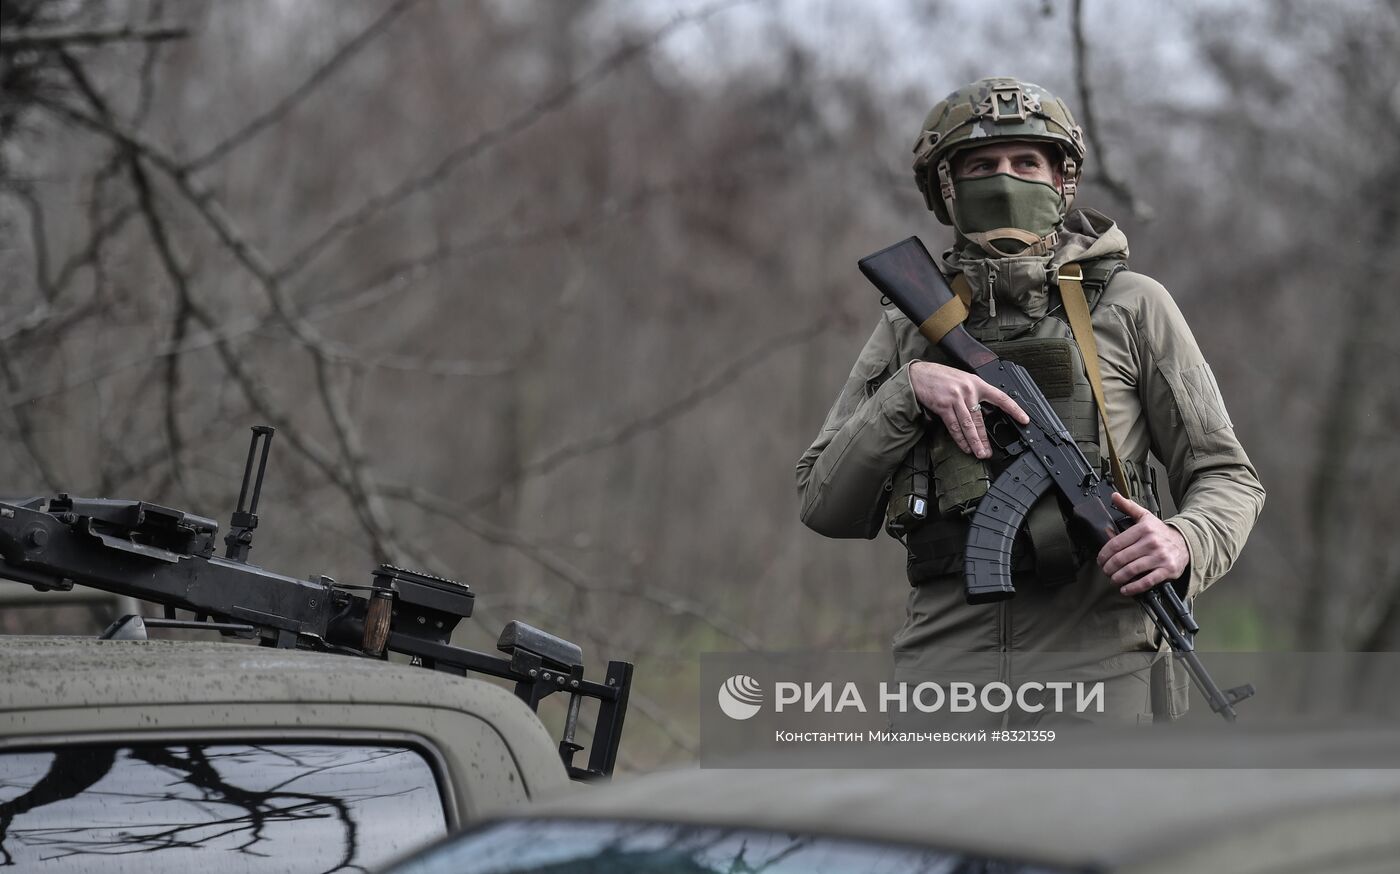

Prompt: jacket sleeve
[796,316,928,539]
[1129,276,1265,597]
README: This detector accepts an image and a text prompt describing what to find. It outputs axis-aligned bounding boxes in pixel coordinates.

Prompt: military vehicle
[383,758,1400,874]
[0,426,633,873]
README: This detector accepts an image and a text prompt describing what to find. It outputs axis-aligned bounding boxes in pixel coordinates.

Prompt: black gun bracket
[0,426,633,779]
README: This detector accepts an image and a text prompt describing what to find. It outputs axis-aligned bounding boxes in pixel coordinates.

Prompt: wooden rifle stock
[856,236,996,369]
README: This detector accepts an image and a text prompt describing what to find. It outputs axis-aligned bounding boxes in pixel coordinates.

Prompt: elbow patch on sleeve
[1158,360,1236,458]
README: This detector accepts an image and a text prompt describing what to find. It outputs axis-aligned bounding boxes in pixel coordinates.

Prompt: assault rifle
[858,236,1255,722]
[0,426,632,778]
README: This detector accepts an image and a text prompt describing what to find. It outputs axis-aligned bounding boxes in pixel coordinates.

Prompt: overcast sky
[607,0,1219,107]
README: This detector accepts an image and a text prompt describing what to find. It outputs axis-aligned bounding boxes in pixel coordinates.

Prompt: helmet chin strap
[962,228,1059,258]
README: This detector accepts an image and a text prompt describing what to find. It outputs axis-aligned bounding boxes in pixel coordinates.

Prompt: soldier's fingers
[958,403,990,459]
[942,414,972,455]
[1120,568,1171,597]
[979,383,1030,425]
[1096,522,1148,567]
[1101,538,1152,578]
[1112,492,1150,520]
[968,406,992,458]
[1109,552,1157,586]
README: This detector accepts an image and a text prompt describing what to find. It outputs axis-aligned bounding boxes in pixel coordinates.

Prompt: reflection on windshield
[0,743,447,873]
[390,819,1071,874]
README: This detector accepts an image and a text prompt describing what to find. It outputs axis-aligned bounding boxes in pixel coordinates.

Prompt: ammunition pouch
[904,513,1037,583]
[929,424,989,518]
[884,440,934,539]
[899,456,1161,588]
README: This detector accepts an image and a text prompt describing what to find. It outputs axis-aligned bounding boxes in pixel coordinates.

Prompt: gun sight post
[225,425,275,562]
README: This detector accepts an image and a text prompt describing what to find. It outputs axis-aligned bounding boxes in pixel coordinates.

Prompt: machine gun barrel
[0,426,632,778]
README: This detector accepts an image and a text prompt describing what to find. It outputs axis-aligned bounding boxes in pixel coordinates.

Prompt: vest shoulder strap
[1075,256,1128,311]
[1057,260,1129,494]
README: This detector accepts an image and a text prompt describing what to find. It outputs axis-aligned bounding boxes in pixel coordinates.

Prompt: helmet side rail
[0,427,631,781]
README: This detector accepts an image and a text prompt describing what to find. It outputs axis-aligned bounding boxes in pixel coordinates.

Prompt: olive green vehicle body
[0,635,573,823]
[406,762,1400,874]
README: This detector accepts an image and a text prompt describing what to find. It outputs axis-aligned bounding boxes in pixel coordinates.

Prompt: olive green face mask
[951,173,1064,255]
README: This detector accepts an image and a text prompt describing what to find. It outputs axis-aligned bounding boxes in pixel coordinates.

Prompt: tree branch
[47,64,406,562]
[51,203,136,295]
[273,0,752,281]
[380,482,764,651]
[186,0,421,171]
[0,24,187,52]
[0,343,61,491]
[0,181,56,301]
[464,317,832,510]
[1070,0,1153,221]
[130,0,171,127]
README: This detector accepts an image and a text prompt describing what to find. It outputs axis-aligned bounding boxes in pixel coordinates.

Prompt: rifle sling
[918,273,975,344]
[1057,263,1130,495]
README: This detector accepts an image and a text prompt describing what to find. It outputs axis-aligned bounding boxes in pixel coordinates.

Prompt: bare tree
[3,0,1398,769]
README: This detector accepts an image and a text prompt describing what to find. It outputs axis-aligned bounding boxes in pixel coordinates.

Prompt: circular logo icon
[718,674,763,720]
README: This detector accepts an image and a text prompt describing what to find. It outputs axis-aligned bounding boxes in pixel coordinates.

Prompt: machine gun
[858,236,1255,722]
[0,426,631,779]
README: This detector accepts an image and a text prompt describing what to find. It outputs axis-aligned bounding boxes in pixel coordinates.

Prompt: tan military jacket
[797,211,1264,681]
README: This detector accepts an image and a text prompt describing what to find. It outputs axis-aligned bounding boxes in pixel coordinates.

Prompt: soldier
[796,77,1264,724]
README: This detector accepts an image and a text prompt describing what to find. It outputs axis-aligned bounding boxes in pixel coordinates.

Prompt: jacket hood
[1056,207,1129,265]
[941,208,1128,331]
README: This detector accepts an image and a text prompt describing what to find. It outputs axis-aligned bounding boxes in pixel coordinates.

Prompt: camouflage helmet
[912,77,1087,226]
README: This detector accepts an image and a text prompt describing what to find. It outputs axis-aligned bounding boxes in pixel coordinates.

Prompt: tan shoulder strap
[919,272,975,345]
[949,272,974,307]
[1057,263,1129,495]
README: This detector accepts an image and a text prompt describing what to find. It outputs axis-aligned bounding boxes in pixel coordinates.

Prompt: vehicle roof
[2,634,578,798]
[517,757,1400,874]
[0,635,572,802]
[0,635,523,712]
[1,635,585,824]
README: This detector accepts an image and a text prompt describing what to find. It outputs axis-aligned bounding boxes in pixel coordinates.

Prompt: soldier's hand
[1097,493,1191,596]
[909,361,1030,459]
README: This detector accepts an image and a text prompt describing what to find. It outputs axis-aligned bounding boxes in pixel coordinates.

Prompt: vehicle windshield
[0,742,447,873]
[385,819,1071,874]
